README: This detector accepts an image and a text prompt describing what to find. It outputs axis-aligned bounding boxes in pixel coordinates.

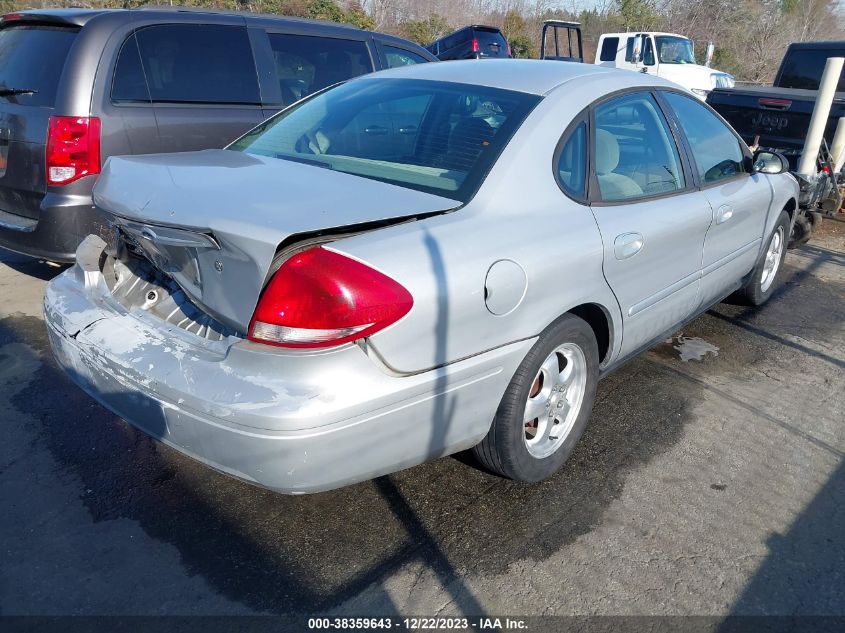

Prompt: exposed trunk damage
[93,149,460,333]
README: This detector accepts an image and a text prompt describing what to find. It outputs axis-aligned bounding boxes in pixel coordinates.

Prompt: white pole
[831,117,845,173]
[797,56,844,177]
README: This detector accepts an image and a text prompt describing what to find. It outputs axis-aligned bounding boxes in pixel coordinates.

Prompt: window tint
[643,37,655,66]
[663,91,745,184]
[624,37,635,62]
[557,122,586,198]
[599,37,619,62]
[383,45,428,68]
[230,78,540,203]
[112,35,149,102]
[778,48,845,91]
[129,25,258,104]
[473,28,508,58]
[593,92,685,201]
[268,34,372,107]
[0,25,77,107]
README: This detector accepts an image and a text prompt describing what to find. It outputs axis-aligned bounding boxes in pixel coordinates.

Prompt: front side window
[663,91,745,184]
[128,25,259,104]
[624,37,635,62]
[268,34,372,106]
[593,92,685,202]
[643,37,655,66]
[557,122,587,199]
[655,36,695,64]
[383,45,428,68]
[599,37,619,62]
[229,78,540,203]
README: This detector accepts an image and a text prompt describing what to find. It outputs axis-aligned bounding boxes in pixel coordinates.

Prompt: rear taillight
[46,116,101,186]
[471,38,480,53]
[507,42,512,57]
[248,247,413,349]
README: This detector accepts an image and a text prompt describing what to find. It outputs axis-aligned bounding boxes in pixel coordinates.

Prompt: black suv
[426,26,511,61]
[0,8,434,262]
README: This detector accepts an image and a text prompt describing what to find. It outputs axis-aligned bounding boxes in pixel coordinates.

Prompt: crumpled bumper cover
[43,236,533,493]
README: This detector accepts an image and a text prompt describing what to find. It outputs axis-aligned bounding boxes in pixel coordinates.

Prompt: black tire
[788,213,812,249]
[473,314,599,482]
[737,210,790,306]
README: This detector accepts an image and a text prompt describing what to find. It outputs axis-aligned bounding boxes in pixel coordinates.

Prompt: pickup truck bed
[708,84,845,169]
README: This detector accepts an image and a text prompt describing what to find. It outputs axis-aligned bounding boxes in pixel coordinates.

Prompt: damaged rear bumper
[43,236,533,494]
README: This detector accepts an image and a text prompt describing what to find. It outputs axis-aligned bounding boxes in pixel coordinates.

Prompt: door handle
[716,205,734,224]
[364,125,388,135]
[614,232,644,260]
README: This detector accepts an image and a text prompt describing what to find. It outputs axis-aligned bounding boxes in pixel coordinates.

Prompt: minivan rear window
[0,25,78,107]
[113,24,260,104]
[229,78,540,203]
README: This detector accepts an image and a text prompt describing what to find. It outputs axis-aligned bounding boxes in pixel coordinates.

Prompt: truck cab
[595,32,734,99]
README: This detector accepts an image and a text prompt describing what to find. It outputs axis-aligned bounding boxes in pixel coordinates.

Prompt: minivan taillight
[248,247,413,348]
[471,38,480,53]
[46,116,101,186]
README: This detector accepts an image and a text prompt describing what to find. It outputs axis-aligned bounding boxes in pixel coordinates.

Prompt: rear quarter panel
[331,76,642,374]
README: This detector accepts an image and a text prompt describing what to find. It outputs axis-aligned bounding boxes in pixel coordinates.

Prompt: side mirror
[752,150,789,175]
[631,36,643,64]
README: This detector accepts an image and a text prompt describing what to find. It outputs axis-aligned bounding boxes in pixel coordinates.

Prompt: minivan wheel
[473,314,599,482]
[737,210,790,306]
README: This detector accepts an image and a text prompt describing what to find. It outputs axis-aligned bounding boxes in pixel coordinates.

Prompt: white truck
[594,32,735,99]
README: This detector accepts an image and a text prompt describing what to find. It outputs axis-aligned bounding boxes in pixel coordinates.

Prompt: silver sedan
[44,60,798,493]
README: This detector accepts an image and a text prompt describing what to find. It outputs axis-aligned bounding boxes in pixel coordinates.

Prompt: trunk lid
[93,149,460,333]
[0,21,79,221]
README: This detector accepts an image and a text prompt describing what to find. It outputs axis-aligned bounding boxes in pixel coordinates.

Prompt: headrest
[595,128,620,174]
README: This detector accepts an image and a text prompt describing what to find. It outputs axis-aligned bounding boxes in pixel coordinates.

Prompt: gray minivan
[0,7,434,262]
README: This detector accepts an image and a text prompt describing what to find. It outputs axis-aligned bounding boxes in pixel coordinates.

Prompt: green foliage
[396,13,451,46]
[616,0,659,30]
[502,9,534,58]
[508,33,535,59]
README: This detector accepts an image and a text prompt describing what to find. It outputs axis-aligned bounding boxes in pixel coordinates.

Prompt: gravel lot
[1,221,843,617]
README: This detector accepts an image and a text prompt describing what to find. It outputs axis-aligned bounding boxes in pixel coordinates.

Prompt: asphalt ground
[1,221,843,620]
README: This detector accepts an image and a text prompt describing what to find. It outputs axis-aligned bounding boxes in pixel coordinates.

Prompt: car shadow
[2,241,842,615]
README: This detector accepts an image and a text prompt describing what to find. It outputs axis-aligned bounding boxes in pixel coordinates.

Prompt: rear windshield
[778,48,845,91]
[474,28,508,57]
[0,25,78,107]
[229,78,540,203]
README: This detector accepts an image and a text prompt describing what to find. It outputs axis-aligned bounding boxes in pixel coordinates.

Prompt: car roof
[357,59,629,96]
[6,7,357,31]
[784,40,845,49]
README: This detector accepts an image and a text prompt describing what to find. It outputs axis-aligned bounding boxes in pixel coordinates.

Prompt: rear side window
[599,37,618,62]
[0,25,77,107]
[384,45,428,68]
[593,92,685,201]
[115,24,260,104]
[778,48,845,91]
[556,121,587,199]
[267,34,372,107]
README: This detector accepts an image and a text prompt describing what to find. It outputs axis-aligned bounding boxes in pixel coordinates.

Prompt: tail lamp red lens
[248,247,413,348]
[471,38,480,53]
[46,116,101,186]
